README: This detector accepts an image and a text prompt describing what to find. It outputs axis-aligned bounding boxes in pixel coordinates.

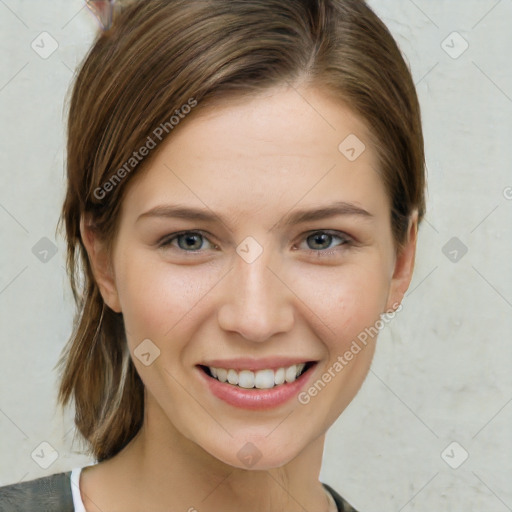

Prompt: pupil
[310,233,330,250]
[180,234,201,250]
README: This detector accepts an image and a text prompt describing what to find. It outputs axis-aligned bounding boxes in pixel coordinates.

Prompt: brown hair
[56,0,426,462]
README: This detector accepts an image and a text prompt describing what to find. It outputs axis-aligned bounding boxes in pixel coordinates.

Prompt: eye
[297,230,353,257]
[158,231,217,253]
[157,229,353,257]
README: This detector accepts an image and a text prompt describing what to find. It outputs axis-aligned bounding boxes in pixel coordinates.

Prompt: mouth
[196,360,318,410]
[197,361,317,390]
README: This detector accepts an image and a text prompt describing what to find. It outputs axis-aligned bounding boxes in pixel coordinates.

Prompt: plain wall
[1,1,511,510]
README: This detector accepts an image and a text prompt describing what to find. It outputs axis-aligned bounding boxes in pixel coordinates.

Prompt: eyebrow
[136,200,374,228]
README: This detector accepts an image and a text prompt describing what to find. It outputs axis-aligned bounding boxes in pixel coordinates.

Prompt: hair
[56,0,426,462]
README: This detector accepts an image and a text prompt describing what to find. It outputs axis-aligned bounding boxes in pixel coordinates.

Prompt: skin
[79,84,418,512]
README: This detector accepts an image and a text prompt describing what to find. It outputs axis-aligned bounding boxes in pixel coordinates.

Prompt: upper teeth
[209,363,307,389]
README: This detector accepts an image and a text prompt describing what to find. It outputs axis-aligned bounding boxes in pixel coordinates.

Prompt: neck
[110,392,332,512]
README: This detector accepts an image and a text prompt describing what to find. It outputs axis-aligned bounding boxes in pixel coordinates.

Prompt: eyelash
[157,230,354,258]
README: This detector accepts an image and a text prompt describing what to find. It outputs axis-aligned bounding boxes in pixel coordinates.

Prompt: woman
[0,0,425,510]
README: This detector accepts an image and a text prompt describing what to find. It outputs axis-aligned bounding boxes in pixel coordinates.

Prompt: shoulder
[0,471,74,512]
[322,482,360,512]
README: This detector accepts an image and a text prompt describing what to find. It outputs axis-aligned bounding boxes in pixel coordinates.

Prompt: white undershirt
[70,463,97,511]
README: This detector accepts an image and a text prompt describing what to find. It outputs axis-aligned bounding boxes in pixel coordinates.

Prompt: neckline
[70,466,339,512]
[324,485,339,512]
[70,464,97,511]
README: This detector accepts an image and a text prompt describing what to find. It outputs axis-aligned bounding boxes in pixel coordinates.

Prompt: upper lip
[198,357,317,372]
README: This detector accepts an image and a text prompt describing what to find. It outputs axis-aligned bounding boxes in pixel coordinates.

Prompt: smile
[196,361,318,410]
[201,362,314,389]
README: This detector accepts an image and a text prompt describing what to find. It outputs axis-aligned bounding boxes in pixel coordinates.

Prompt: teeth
[254,369,275,389]
[207,363,308,389]
[227,369,238,385]
[216,368,227,382]
[274,367,285,385]
[238,370,255,388]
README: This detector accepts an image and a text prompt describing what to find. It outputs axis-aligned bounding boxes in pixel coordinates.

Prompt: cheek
[292,261,389,425]
[114,248,224,344]
[293,258,391,344]
[115,241,391,352]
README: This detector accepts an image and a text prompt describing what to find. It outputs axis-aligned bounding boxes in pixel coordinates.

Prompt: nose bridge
[217,238,294,341]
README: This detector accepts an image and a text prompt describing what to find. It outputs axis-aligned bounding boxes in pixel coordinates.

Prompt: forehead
[120,85,389,228]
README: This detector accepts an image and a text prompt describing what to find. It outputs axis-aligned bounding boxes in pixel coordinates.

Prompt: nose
[217,245,295,342]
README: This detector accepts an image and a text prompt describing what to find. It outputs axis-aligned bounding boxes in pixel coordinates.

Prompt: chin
[202,432,306,471]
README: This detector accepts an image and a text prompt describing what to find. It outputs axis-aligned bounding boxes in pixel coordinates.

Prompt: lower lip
[196,363,317,411]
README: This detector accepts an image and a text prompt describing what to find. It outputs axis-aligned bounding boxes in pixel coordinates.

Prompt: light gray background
[1,1,511,510]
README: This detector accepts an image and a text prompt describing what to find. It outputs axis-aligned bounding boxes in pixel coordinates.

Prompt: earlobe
[385,211,419,313]
[79,215,122,313]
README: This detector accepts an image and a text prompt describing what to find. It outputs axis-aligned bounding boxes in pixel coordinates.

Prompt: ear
[85,0,115,30]
[384,211,419,313]
[80,215,122,313]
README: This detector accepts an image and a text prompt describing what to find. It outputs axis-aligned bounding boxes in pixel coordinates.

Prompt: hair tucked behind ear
[56,0,425,462]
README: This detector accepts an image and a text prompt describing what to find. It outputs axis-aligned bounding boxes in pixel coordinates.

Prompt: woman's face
[84,85,416,470]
